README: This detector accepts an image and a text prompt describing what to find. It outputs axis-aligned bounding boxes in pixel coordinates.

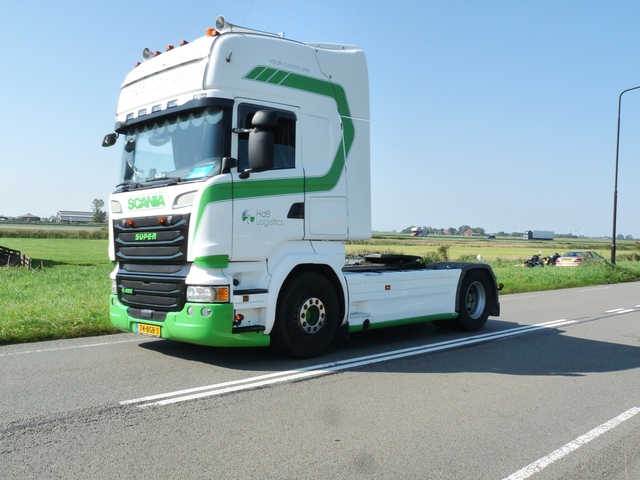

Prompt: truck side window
[238,106,296,171]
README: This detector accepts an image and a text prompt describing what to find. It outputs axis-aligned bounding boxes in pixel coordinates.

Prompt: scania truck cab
[103,16,500,358]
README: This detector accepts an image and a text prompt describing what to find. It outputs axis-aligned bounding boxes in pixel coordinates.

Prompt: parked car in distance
[555,250,608,267]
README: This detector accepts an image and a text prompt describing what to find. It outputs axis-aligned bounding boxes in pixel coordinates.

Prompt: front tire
[451,271,491,331]
[272,272,340,358]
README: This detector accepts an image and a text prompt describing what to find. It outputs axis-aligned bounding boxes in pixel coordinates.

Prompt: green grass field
[0,238,114,344]
[1,235,639,345]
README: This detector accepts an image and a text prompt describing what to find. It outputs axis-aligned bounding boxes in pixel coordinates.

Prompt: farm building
[56,211,94,223]
[16,213,41,222]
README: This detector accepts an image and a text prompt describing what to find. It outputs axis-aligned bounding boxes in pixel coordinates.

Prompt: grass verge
[490,261,640,294]
[1,264,115,344]
[0,238,115,345]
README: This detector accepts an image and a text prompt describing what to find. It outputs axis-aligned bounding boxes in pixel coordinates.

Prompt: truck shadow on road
[136,316,640,377]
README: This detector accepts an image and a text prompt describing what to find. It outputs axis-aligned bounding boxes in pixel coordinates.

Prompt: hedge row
[0,228,108,240]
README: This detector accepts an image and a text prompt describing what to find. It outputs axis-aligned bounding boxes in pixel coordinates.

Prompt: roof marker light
[180,40,189,46]
[206,27,218,37]
[166,44,174,52]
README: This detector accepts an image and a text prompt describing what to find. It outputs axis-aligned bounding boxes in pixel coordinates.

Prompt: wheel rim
[297,297,326,335]
[466,281,486,319]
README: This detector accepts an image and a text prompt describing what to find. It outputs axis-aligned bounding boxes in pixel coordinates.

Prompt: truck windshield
[119,107,224,187]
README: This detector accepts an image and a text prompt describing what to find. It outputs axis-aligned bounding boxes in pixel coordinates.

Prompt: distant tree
[92,199,107,223]
[625,235,633,240]
[472,227,485,236]
[616,234,625,240]
[458,225,471,235]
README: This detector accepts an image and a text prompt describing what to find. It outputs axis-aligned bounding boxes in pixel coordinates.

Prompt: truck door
[231,103,304,261]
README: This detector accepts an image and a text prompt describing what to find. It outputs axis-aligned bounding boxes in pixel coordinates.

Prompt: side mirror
[247,110,276,173]
[102,133,118,147]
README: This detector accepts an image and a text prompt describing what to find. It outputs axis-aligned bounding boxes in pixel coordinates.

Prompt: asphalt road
[2,282,639,479]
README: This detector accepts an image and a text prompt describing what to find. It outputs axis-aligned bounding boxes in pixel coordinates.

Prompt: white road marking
[499,294,541,301]
[503,407,640,480]
[605,308,636,314]
[576,286,612,292]
[0,337,146,357]
[122,319,576,408]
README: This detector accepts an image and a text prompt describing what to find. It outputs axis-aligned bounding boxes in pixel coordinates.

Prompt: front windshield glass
[119,107,224,186]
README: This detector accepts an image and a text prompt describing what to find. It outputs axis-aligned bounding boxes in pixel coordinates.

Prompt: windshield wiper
[144,176,183,183]
[115,181,142,191]
[115,177,184,192]
[143,176,184,186]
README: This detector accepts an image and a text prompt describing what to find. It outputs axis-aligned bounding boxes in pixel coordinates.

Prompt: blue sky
[2,0,640,238]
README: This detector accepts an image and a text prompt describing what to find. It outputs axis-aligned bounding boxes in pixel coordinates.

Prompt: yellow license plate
[137,323,161,337]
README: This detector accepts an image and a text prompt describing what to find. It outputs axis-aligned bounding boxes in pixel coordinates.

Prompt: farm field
[1,234,639,345]
[348,234,619,261]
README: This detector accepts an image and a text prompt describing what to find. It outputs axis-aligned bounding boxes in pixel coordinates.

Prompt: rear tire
[451,271,491,331]
[272,272,340,358]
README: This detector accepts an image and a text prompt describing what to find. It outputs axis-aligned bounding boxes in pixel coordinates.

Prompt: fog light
[201,307,212,317]
[187,306,194,316]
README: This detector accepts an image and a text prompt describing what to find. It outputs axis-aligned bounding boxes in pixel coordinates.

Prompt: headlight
[186,285,230,303]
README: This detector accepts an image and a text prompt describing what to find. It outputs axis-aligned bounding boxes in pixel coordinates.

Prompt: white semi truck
[102,17,501,358]
[523,230,554,240]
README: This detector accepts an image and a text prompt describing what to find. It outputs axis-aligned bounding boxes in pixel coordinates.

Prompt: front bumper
[109,295,270,348]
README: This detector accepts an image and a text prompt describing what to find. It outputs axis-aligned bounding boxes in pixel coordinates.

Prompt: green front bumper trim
[109,296,270,348]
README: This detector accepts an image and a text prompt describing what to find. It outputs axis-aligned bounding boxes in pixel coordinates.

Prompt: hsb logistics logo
[242,210,255,224]
[242,209,284,227]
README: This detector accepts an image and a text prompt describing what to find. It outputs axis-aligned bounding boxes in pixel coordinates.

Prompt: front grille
[113,214,189,262]
[113,214,191,312]
[117,275,186,312]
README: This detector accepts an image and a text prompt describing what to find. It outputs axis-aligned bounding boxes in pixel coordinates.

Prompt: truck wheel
[273,272,340,358]
[452,271,490,331]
